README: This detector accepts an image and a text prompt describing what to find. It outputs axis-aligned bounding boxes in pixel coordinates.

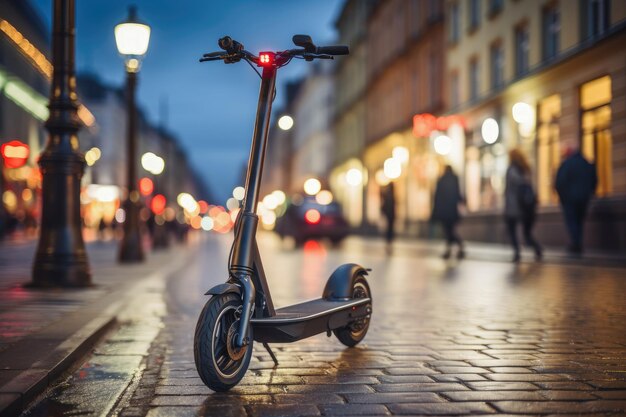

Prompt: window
[580,75,612,196]
[468,0,481,32]
[469,58,480,101]
[537,95,561,205]
[410,0,421,36]
[515,25,530,76]
[429,0,441,21]
[428,53,440,107]
[450,71,460,108]
[581,0,611,39]
[449,2,460,43]
[490,42,504,89]
[489,0,504,16]
[542,5,560,60]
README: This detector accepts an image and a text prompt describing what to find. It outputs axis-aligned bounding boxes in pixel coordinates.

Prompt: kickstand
[262,342,279,367]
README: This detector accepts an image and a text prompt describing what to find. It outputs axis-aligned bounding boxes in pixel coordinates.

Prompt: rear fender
[323,263,369,300]
[204,283,241,296]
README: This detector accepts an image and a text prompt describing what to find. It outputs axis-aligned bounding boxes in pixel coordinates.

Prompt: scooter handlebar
[316,45,349,56]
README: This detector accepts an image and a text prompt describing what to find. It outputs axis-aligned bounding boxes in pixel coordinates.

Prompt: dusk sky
[31,0,341,202]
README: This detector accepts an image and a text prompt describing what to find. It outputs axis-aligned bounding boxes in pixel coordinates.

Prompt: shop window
[580,75,612,196]
[537,94,561,205]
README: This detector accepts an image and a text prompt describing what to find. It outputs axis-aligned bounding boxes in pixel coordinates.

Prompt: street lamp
[32,0,91,287]
[278,115,294,131]
[116,6,151,263]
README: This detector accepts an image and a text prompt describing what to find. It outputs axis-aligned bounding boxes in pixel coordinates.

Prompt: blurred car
[275,197,349,245]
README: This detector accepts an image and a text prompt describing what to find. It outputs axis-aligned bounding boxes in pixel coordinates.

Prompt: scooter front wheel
[333,276,372,347]
[194,293,253,391]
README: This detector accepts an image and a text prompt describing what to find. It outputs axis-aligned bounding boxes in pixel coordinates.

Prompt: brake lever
[301,53,334,61]
[199,56,224,62]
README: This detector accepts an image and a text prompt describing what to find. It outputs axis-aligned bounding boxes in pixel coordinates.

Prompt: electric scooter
[194,35,373,392]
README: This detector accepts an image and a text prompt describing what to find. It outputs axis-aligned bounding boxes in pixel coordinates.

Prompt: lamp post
[32,0,91,287]
[115,6,151,263]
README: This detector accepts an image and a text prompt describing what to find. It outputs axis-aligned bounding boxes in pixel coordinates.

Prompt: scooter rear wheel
[333,276,371,347]
[194,293,253,391]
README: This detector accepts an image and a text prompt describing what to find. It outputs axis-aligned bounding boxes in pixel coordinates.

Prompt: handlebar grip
[219,36,244,53]
[218,36,232,50]
[316,45,349,55]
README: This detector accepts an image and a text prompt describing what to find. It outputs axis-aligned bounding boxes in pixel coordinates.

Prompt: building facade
[445,0,626,250]
[331,0,375,227]
[361,0,446,234]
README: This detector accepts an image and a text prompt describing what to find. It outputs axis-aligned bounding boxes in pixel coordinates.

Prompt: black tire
[194,293,253,391]
[333,276,372,347]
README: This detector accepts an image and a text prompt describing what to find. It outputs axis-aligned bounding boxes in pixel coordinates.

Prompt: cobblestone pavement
[26,234,626,416]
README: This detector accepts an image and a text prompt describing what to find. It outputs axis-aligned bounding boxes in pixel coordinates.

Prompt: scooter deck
[251,297,371,343]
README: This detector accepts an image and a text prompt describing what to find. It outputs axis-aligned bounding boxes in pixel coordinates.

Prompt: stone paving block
[534,381,594,390]
[151,394,272,406]
[593,390,626,399]
[434,366,490,374]
[486,373,573,382]
[285,384,373,394]
[302,375,379,384]
[466,381,539,390]
[492,400,626,414]
[443,390,545,401]
[490,367,534,373]
[376,375,434,384]
[587,380,626,389]
[539,390,599,400]
[374,382,469,393]
[247,403,320,417]
[469,359,541,367]
[430,373,488,382]
[388,401,495,415]
[319,403,390,416]
[273,393,344,405]
[384,367,438,375]
[344,392,443,404]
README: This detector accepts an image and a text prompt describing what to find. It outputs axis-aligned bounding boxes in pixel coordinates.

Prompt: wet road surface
[22,234,626,416]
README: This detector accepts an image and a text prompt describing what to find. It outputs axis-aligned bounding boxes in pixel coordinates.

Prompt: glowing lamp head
[114,6,151,72]
[258,52,274,67]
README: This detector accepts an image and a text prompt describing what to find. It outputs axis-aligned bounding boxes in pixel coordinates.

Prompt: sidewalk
[0,238,199,417]
[346,234,626,268]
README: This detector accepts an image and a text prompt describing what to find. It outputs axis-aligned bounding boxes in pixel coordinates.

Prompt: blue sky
[31,0,341,202]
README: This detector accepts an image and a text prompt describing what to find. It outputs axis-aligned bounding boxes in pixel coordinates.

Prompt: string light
[0,18,95,127]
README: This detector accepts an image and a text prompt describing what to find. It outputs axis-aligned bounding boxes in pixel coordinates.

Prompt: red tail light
[304,209,321,224]
[258,52,274,67]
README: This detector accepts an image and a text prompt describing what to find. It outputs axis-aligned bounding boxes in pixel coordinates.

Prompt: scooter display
[194,35,373,391]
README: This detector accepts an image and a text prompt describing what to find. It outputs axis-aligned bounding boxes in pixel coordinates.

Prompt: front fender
[204,283,241,296]
[323,263,369,300]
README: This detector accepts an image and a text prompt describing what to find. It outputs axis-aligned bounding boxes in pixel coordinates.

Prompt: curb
[0,245,197,417]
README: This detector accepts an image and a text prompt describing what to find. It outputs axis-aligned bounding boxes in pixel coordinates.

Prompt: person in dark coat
[431,165,465,259]
[380,181,396,249]
[504,148,542,262]
[555,148,597,256]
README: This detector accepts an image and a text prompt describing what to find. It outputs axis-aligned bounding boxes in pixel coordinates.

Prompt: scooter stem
[232,66,277,347]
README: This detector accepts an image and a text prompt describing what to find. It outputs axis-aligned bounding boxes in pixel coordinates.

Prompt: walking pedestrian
[555,147,597,256]
[431,165,465,259]
[504,148,542,262]
[380,181,396,251]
